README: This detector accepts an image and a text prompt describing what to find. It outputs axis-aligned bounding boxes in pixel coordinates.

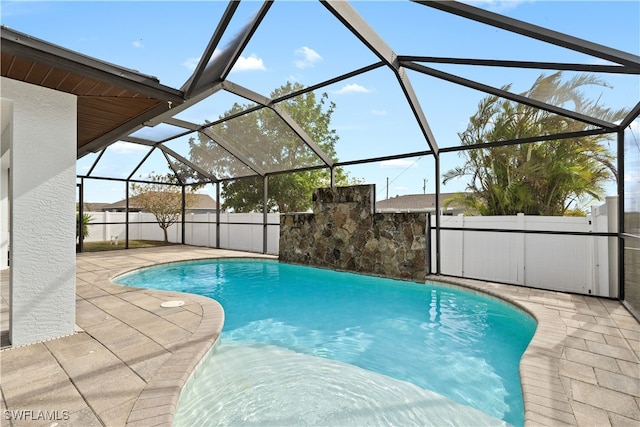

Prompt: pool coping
[427,275,640,426]
[1,246,638,426]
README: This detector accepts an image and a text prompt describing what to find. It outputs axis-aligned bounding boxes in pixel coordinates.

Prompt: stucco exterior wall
[2,77,77,346]
[280,185,427,281]
[1,98,11,270]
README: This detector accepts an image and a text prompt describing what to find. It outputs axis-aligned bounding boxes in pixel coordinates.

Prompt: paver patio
[1,245,638,426]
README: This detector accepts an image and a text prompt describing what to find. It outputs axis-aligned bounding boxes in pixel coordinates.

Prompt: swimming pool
[116,259,536,426]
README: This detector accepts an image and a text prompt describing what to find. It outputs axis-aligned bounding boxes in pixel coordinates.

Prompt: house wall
[280,185,427,281]
[1,98,11,270]
[2,77,77,346]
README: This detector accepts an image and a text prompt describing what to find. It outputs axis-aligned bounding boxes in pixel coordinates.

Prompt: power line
[377,155,424,198]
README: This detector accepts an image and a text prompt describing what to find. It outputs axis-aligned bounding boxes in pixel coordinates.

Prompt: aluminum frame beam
[221,81,273,107]
[403,61,619,129]
[439,128,614,154]
[183,1,240,98]
[118,136,219,183]
[321,0,397,68]
[399,56,639,75]
[620,102,640,130]
[78,102,177,157]
[143,83,224,128]
[395,67,440,155]
[270,104,335,168]
[273,62,386,104]
[219,1,273,83]
[161,149,185,185]
[201,128,267,177]
[127,146,156,181]
[415,0,640,69]
[321,0,439,155]
[160,145,219,183]
[222,81,336,168]
[164,117,266,177]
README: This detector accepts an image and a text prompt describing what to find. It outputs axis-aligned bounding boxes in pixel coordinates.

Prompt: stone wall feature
[280,185,427,281]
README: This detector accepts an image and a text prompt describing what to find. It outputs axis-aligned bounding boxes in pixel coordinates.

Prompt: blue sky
[2,1,639,207]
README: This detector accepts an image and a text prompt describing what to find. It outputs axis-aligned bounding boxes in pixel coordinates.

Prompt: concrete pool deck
[1,245,638,426]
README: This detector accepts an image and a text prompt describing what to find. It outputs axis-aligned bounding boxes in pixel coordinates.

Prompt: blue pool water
[116,259,536,426]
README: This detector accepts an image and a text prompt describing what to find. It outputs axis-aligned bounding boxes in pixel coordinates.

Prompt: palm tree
[76,212,92,240]
[443,72,626,216]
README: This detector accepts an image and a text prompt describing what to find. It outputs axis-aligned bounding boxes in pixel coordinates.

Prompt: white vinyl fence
[82,197,617,297]
[432,197,618,297]
[83,212,280,255]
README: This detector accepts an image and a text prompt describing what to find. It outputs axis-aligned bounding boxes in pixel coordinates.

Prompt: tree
[130,175,197,242]
[443,72,628,216]
[76,212,92,241]
[187,81,355,213]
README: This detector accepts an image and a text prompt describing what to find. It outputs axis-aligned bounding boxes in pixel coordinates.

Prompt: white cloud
[294,46,322,69]
[462,0,530,12]
[371,109,387,116]
[232,53,267,72]
[109,142,149,155]
[132,40,143,49]
[182,57,200,71]
[182,50,266,73]
[624,169,640,183]
[332,83,372,95]
[380,159,418,169]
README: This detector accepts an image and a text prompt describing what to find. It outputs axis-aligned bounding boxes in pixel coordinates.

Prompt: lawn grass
[79,240,178,252]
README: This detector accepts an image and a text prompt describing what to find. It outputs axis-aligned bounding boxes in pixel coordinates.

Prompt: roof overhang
[0,26,185,157]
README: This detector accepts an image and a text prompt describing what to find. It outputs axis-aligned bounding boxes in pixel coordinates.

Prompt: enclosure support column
[77,179,84,253]
[435,155,441,274]
[617,129,625,300]
[263,175,268,254]
[181,185,186,245]
[216,182,220,249]
[426,213,432,275]
[330,167,335,188]
[125,181,130,249]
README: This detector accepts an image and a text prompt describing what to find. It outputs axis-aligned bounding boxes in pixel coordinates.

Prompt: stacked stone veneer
[279,185,427,281]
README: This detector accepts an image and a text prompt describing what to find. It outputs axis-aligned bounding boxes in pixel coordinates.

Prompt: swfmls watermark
[4,409,70,421]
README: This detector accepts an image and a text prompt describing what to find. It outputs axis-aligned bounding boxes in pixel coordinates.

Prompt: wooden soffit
[1,26,184,155]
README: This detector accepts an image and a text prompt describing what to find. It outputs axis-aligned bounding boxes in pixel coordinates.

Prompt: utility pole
[423,178,427,194]
[386,177,389,199]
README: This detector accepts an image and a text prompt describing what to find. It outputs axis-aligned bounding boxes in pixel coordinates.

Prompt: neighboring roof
[376,193,464,212]
[78,202,112,212]
[103,193,218,211]
[0,26,184,155]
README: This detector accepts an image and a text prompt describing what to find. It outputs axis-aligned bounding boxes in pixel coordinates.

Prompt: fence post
[588,210,600,295]
[207,212,211,248]
[216,183,221,249]
[426,213,432,275]
[263,176,268,254]
[105,211,110,243]
[606,196,619,298]
[460,214,465,276]
[517,213,526,286]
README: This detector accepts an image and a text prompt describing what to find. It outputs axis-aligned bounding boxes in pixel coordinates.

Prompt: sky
[2,0,639,208]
